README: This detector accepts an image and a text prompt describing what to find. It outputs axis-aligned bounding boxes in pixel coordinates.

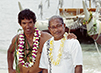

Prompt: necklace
[83,11,93,25]
[17,28,41,68]
[49,33,66,66]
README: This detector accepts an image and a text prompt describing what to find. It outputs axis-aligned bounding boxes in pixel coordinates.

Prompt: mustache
[53,31,61,34]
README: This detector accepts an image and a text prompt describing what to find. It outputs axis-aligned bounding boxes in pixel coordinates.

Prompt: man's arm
[75,65,82,73]
[42,69,48,73]
[7,36,18,73]
[71,40,83,73]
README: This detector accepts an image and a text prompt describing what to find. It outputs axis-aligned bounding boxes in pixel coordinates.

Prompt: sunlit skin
[21,19,35,35]
[7,19,52,73]
[20,19,35,44]
[48,18,65,40]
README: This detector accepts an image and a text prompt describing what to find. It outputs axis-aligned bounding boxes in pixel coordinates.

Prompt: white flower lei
[17,28,41,68]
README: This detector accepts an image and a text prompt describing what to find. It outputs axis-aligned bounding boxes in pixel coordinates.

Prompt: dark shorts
[39,71,42,73]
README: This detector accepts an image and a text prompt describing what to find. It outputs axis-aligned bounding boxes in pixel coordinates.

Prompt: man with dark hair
[7,9,52,73]
[18,9,36,24]
[7,9,77,73]
[39,15,83,73]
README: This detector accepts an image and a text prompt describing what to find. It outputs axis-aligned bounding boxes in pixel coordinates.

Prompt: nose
[53,27,58,33]
[26,23,30,29]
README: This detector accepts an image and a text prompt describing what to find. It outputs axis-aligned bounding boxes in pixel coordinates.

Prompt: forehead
[21,19,33,22]
[50,18,62,25]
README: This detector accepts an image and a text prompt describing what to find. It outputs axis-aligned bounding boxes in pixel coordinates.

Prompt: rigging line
[56,0,63,14]
[94,41,101,56]
[38,0,43,19]
[94,41,101,65]
[45,0,50,8]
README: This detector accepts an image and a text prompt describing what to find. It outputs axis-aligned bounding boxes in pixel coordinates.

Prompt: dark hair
[18,9,36,24]
[48,15,64,27]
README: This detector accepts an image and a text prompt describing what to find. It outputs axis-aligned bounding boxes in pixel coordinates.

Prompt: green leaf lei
[10,35,20,73]
[83,11,93,25]
[17,28,41,68]
[83,11,97,36]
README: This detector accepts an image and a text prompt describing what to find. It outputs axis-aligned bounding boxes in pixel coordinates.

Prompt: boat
[58,9,96,43]
[82,0,101,45]
[18,0,101,44]
[58,0,101,45]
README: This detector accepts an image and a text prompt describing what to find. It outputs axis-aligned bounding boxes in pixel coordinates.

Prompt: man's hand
[42,69,48,73]
[75,65,82,73]
[8,68,16,73]
[67,33,77,39]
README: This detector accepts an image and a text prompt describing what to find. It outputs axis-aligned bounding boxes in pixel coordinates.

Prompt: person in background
[39,15,83,73]
[7,9,77,73]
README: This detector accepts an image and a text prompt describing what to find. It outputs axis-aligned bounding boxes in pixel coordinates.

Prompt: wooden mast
[89,0,91,8]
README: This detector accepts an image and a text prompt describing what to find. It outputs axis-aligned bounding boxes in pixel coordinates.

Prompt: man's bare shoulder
[11,35,19,44]
[41,31,52,40]
[8,35,19,52]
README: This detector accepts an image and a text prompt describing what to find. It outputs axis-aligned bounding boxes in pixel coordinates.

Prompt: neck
[54,33,65,41]
[54,36,64,41]
[26,34,33,40]
[24,31,35,40]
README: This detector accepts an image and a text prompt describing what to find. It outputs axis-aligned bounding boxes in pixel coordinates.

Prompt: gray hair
[48,15,64,27]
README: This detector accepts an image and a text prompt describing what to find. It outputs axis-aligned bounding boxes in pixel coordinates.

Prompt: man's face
[48,18,65,40]
[20,19,35,34]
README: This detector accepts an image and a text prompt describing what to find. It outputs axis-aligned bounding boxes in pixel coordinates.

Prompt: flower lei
[87,18,97,35]
[83,11,93,25]
[49,32,66,66]
[17,28,41,68]
[83,11,97,35]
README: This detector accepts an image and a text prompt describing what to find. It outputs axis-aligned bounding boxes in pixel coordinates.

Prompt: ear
[48,26,51,32]
[64,23,66,27]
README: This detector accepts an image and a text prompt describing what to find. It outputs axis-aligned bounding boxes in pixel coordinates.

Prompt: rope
[94,41,101,65]
[94,42,101,56]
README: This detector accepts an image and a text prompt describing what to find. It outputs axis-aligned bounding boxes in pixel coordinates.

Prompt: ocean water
[0,0,101,73]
